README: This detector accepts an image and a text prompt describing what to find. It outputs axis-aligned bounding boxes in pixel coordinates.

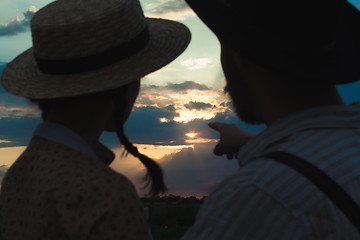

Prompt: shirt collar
[237,104,360,167]
[34,122,115,165]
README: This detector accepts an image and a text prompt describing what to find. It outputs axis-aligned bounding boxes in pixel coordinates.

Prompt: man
[182,0,360,239]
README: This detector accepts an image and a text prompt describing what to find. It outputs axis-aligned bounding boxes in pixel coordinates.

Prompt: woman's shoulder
[23,137,139,198]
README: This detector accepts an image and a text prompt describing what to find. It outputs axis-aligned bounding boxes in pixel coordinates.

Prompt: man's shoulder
[210,157,327,216]
[216,157,295,189]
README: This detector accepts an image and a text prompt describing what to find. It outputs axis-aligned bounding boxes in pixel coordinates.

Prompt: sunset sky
[1,0,360,197]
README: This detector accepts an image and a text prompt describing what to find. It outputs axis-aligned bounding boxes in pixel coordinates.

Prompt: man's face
[220,43,264,124]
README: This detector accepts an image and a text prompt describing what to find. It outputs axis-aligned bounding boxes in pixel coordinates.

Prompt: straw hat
[1,0,191,99]
[186,0,360,85]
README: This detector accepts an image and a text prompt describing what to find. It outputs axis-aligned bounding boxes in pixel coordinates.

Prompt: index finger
[208,122,224,131]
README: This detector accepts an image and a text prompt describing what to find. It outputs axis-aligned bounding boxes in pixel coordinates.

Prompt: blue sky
[1,0,360,196]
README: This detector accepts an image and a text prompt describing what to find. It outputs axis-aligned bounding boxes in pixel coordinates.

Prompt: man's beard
[227,86,264,125]
[220,44,265,125]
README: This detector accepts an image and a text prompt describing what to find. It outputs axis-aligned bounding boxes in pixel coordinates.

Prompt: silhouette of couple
[2,0,360,239]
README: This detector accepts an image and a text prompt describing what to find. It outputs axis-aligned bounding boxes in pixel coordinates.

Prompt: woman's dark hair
[33,84,168,197]
[113,86,168,197]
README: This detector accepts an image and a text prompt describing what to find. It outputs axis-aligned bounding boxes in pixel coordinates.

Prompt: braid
[116,128,168,196]
[114,87,168,197]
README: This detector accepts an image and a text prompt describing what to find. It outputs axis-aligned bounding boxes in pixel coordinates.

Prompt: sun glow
[185,132,198,138]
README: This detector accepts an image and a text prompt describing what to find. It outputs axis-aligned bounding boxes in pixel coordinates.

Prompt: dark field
[142,195,205,240]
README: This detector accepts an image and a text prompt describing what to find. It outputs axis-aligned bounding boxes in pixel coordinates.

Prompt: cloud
[146,0,189,14]
[144,0,195,20]
[121,97,266,148]
[0,78,30,107]
[0,6,38,37]
[0,105,40,119]
[0,117,41,147]
[141,81,210,92]
[137,143,191,160]
[0,80,222,148]
[123,106,237,145]
[123,106,186,145]
[0,64,41,147]
[109,142,239,197]
[133,105,179,123]
[181,58,214,70]
[184,101,215,111]
[160,142,239,196]
[185,137,216,144]
[165,81,210,91]
[0,75,263,151]
[135,81,232,124]
[152,68,179,74]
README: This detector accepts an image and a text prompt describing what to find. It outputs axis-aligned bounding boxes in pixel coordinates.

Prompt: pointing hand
[208,122,255,159]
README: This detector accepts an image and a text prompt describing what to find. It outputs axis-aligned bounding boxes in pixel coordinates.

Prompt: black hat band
[35,26,150,75]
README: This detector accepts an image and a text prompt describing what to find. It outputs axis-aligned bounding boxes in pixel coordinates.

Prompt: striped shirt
[182,104,360,240]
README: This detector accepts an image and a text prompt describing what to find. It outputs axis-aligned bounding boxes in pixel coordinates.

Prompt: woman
[0,0,190,238]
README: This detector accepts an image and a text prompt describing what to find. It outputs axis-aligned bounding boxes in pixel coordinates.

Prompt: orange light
[185,132,197,138]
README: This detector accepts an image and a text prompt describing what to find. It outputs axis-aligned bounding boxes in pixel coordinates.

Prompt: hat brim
[186,0,360,85]
[1,18,191,99]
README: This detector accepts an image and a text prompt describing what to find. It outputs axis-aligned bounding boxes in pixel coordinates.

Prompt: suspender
[261,151,360,232]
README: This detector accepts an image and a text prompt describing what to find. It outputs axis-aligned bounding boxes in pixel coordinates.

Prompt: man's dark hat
[186,0,360,85]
